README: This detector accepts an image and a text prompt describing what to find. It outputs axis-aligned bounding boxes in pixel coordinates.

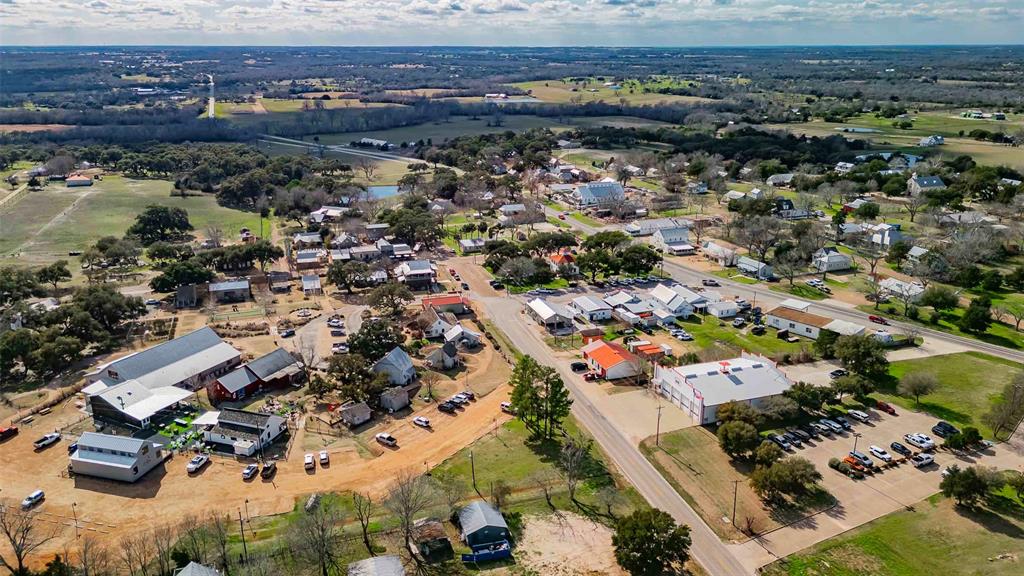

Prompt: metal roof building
[655,354,793,424]
[458,500,511,548]
[69,432,165,483]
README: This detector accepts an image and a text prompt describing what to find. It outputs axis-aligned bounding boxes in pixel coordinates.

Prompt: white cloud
[0,0,1021,44]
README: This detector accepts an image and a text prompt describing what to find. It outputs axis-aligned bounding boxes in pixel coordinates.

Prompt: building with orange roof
[581,340,641,380]
[548,251,579,276]
[421,294,469,314]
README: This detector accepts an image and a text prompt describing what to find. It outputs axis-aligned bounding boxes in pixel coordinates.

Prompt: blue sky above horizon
[2,0,1022,46]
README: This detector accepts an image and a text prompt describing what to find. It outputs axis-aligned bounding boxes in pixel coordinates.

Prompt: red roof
[550,253,575,265]
[583,340,636,369]
[421,294,467,309]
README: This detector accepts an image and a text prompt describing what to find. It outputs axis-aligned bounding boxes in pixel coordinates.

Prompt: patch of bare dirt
[515,513,625,576]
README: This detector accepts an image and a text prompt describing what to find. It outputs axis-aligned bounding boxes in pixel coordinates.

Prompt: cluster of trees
[575,231,662,282]
[377,195,444,246]
[307,318,405,405]
[419,128,556,173]
[508,356,573,440]
[0,282,145,382]
[940,465,1021,509]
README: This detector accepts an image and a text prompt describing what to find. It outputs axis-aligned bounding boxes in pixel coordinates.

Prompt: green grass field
[762,492,1024,576]
[0,176,263,269]
[676,315,810,358]
[514,79,716,106]
[874,351,1021,438]
[857,303,1024,350]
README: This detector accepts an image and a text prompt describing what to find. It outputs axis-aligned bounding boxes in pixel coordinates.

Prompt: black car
[570,361,588,372]
[833,415,853,430]
[260,461,277,479]
[781,432,803,448]
[931,421,960,438]
[461,282,470,290]
[798,424,820,440]
[750,325,766,336]
[788,428,811,442]
[280,329,296,338]
[829,369,849,379]
[438,402,458,414]
[890,441,912,457]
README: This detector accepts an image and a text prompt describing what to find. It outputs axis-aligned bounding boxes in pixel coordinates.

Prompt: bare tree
[773,251,805,286]
[1001,304,1024,331]
[902,194,929,223]
[206,512,231,575]
[237,554,278,576]
[352,492,375,557]
[595,485,624,519]
[295,332,320,377]
[205,225,225,248]
[530,470,559,511]
[384,470,437,566]
[356,157,378,181]
[737,215,784,262]
[490,480,512,511]
[421,371,441,402]
[178,513,210,566]
[118,533,153,576]
[77,535,113,576]
[559,434,593,505]
[0,504,58,575]
[286,500,345,576]
[151,524,177,576]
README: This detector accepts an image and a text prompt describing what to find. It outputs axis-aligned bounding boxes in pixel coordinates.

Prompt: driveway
[730,407,1024,569]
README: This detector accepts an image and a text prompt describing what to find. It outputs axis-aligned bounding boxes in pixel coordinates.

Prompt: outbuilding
[569,295,613,322]
[207,279,251,303]
[69,432,165,483]
[581,340,641,380]
[459,501,511,548]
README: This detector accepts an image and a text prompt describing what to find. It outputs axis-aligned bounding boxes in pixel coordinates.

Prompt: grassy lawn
[507,277,570,294]
[770,282,828,301]
[312,115,571,147]
[710,268,760,285]
[570,212,603,227]
[873,351,1021,438]
[762,491,1024,576]
[855,304,1024,350]
[676,315,811,359]
[0,176,264,269]
[641,427,835,540]
[514,79,716,106]
[545,215,571,228]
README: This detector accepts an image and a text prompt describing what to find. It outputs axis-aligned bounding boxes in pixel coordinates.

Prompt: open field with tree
[514,79,717,105]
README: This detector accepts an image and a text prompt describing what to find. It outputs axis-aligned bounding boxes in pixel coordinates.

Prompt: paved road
[259,135,416,164]
[479,295,755,576]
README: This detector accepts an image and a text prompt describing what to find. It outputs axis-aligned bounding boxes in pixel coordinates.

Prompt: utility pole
[237,508,249,564]
[852,432,862,454]
[655,405,663,447]
[469,451,477,492]
[72,502,79,539]
[731,480,741,528]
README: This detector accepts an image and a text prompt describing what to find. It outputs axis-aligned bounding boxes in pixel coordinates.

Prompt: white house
[581,340,641,380]
[569,295,613,322]
[706,300,739,318]
[812,247,853,272]
[648,283,704,319]
[879,278,925,303]
[459,238,487,253]
[202,408,287,456]
[69,433,165,483]
[575,182,625,208]
[737,256,773,280]
[653,227,694,255]
[624,217,691,237]
[766,173,795,187]
[869,223,906,248]
[372,347,418,386]
[526,298,573,331]
[702,241,737,267]
[394,260,437,290]
[655,354,794,424]
[416,307,455,338]
[444,324,482,348]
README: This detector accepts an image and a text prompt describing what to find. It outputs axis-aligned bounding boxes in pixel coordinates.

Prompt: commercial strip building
[766,299,865,340]
[655,354,794,424]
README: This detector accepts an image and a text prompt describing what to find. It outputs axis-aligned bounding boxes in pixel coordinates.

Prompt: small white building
[879,278,925,303]
[653,227,695,255]
[459,238,487,253]
[648,283,704,319]
[527,298,573,331]
[69,433,165,483]
[702,241,737,267]
[737,256,773,280]
[706,300,739,318]
[655,354,794,424]
[203,408,287,456]
[569,295,613,322]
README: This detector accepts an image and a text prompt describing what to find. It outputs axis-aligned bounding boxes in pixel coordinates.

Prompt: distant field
[0,176,262,269]
[514,79,716,106]
[215,98,400,119]
[0,124,74,133]
[772,114,1024,170]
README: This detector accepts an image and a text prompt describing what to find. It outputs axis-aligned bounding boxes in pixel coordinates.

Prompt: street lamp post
[852,432,862,454]
[655,405,663,447]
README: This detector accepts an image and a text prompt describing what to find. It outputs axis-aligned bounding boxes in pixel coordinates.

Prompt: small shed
[379,387,410,412]
[301,274,323,296]
[737,256,773,280]
[458,500,510,548]
[411,518,454,563]
[338,401,371,428]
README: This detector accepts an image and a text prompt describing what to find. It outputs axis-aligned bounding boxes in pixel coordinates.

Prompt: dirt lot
[515,512,625,576]
[0,380,512,563]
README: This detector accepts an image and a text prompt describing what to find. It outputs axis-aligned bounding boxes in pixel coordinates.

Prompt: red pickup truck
[1,425,20,441]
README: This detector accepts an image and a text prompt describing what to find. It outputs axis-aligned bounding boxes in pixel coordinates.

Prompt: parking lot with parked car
[751,405,1010,562]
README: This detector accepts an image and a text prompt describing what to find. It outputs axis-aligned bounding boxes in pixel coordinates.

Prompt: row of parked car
[767,413,869,452]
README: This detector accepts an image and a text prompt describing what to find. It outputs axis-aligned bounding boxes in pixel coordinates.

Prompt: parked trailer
[461,541,512,564]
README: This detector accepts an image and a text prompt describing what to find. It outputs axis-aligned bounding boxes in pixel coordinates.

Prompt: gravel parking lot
[734,405,1020,567]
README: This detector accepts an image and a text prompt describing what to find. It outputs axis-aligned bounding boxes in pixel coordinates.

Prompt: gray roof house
[337,400,372,428]
[737,256,773,280]
[208,348,302,404]
[207,279,251,303]
[459,500,511,548]
[907,175,946,196]
[425,342,460,370]
[380,386,411,412]
[372,347,417,386]
[174,563,220,576]
[348,555,405,576]
[575,181,625,208]
[69,432,165,483]
[203,408,287,456]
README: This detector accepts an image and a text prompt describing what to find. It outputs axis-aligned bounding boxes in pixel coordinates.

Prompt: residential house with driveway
[372,347,418,386]
[812,247,853,272]
[737,256,773,280]
[879,277,925,303]
[415,306,456,338]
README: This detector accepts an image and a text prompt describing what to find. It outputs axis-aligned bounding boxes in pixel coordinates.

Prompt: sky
[1,0,1022,46]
